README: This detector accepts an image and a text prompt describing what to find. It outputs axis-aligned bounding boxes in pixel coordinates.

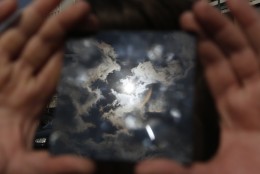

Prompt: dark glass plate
[50,31,196,164]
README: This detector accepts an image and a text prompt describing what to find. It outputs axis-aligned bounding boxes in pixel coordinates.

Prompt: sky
[51,32,195,163]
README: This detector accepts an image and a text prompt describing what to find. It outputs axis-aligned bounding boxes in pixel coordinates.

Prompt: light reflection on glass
[170,108,181,119]
[125,115,143,129]
[166,53,175,62]
[76,73,88,84]
[145,125,155,141]
[147,45,164,61]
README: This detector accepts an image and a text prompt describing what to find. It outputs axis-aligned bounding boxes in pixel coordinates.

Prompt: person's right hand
[136,0,260,173]
[0,0,98,173]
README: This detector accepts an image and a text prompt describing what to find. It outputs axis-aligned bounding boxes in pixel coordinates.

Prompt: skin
[0,0,99,173]
[136,0,260,173]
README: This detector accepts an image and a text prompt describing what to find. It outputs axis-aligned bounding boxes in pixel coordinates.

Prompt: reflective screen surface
[50,31,196,164]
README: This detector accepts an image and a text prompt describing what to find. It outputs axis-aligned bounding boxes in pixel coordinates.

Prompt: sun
[121,79,135,94]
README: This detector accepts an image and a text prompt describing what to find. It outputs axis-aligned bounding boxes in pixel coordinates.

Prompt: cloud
[85,42,121,82]
[101,58,190,128]
[57,40,121,133]
[53,32,195,163]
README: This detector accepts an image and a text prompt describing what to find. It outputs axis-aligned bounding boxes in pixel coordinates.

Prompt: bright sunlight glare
[121,79,136,94]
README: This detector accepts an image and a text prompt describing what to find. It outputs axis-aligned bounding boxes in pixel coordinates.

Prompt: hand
[0,0,98,173]
[136,0,260,173]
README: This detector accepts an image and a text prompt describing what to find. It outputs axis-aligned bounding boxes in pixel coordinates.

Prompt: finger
[0,59,11,89]
[135,159,188,174]
[19,1,92,73]
[45,156,95,174]
[227,0,260,54]
[0,0,62,58]
[36,49,63,103]
[0,0,17,23]
[0,0,17,71]
[180,11,205,38]
[198,39,239,101]
[0,0,17,67]
[193,1,260,85]
[18,152,95,174]
[193,1,248,53]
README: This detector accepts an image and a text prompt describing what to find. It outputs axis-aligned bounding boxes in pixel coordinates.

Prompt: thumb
[24,152,95,174]
[135,158,189,174]
[44,155,95,174]
[0,0,17,23]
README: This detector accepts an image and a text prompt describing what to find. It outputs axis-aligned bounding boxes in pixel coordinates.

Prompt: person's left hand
[135,0,260,174]
[0,0,98,173]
